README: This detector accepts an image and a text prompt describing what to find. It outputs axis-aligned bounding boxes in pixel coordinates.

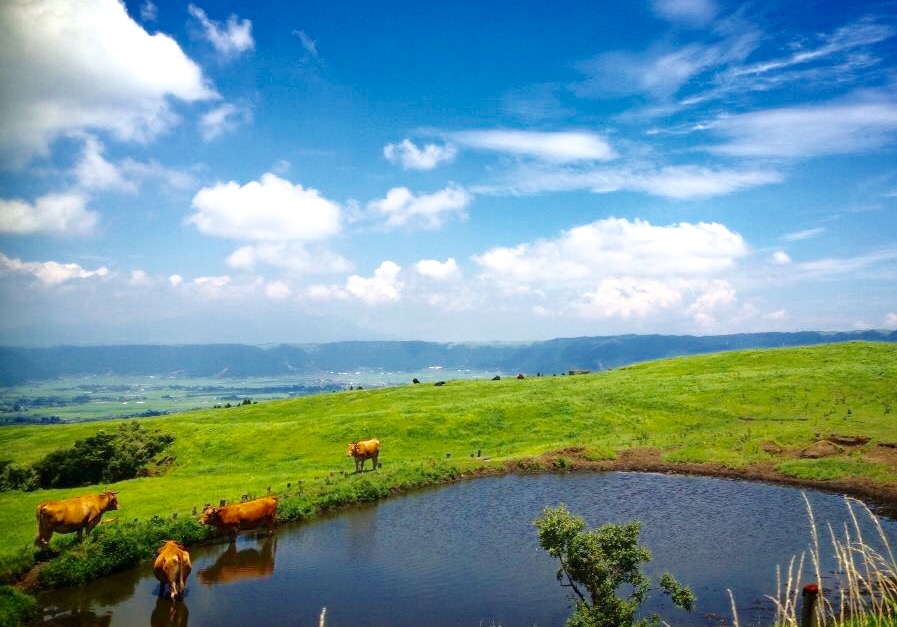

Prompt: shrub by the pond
[38,516,213,588]
[534,504,695,627]
[0,585,36,627]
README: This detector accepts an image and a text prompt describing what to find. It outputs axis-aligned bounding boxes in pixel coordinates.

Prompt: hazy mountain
[1,331,895,386]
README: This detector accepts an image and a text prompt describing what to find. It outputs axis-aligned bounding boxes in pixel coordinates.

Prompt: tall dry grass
[732,493,897,627]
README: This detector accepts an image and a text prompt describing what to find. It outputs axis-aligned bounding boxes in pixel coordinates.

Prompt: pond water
[37,472,897,627]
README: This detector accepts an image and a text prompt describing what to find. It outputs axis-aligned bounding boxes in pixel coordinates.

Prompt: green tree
[534,504,695,627]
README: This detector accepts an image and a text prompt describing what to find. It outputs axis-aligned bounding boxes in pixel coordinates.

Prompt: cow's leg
[372,452,379,470]
[76,528,84,542]
[158,581,166,597]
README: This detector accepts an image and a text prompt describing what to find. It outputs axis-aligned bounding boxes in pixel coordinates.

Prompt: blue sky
[1,0,896,345]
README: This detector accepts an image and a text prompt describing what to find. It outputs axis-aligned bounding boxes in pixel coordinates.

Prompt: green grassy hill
[2,342,896,575]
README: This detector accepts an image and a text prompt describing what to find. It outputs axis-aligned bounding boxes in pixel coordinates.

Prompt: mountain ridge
[1,330,895,386]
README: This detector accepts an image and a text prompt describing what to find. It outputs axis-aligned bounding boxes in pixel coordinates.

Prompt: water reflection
[34,473,897,627]
[198,537,276,585]
[40,608,112,627]
[150,596,189,627]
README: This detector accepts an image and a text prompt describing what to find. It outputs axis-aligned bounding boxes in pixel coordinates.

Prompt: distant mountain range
[1,330,895,386]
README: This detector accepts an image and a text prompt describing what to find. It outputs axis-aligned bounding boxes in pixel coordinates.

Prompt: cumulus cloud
[384,139,457,170]
[188,173,342,242]
[709,97,897,158]
[188,4,254,58]
[225,242,352,275]
[450,130,616,163]
[345,261,403,305]
[0,0,216,168]
[575,277,683,318]
[885,312,897,328]
[0,253,109,285]
[200,103,252,141]
[367,185,471,230]
[415,258,460,280]
[74,137,135,192]
[0,192,98,235]
[474,217,747,286]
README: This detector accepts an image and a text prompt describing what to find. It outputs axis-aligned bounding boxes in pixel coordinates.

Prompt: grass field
[1,342,895,586]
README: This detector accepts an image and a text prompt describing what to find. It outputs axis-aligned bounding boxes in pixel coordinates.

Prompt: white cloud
[794,248,897,279]
[305,284,349,301]
[367,185,471,230]
[265,281,291,300]
[0,192,98,236]
[885,312,897,328]
[188,173,342,242]
[784,227,825,242]
[129,270,149,285]
[345,261,403,305]
[686,279,737,324]
[764,309,788,321]
[168,274,183,287]
[140,0,157,22]
[451,130,616,163]
[384,139,457,170]
[630,165,782,199]
[771,251,792,265]
[200,103,252,141]
[0,0,216,168]
[574,43,738,100]
[74,137,135,192]
[729,19,893,80]
[415,258,460,280]
[293,30,318,57]
[710,97,897,158]
[225,243,352,275]
[188,4,254,58]
[0,253,109,285]
[474,217,747,286]
[651,0,717,25]
[474,164,781,200]
[575,277,683,319]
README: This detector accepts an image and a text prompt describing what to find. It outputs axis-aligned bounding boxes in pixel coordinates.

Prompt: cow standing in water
[35,491,119,547]
[200,496,278,542]
[153,540,192,601]
[347,438,380,473]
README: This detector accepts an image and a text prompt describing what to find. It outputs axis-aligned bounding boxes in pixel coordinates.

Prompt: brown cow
[153,540,192,601]
[200,496,277,541]
[35,491,119,547]
[347,438,380,473]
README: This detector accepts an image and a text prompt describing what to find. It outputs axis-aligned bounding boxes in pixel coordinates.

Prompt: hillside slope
[1,342,895,560]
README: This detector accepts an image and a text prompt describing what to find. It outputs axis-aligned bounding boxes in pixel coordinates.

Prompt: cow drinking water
[153,540,192,601]
[35,491,119,547]
[347,438,380,473]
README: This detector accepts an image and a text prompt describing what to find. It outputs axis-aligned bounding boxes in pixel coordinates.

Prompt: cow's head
[103,491,120,511]
[346,442,357,457]
[199,506,220,526]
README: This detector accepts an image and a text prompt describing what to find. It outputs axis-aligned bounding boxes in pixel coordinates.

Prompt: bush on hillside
[1,423,174,491]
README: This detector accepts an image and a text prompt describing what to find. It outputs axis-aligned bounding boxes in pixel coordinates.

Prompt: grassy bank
[1,342,896,592]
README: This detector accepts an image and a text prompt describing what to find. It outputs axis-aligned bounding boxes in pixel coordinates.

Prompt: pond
[36,472,897,626]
